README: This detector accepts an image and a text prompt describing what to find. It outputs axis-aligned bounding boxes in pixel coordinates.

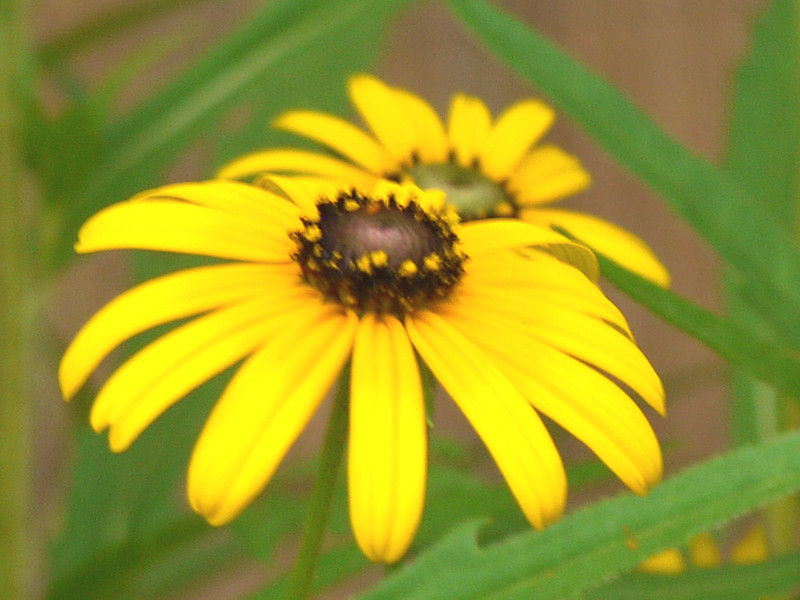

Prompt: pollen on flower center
[407,162,514,221]
[290,189,467,314]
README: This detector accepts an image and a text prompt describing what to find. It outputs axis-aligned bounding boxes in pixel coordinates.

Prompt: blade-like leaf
[357,429,800,600]
[596,253,800,399]
[446,0,800,346]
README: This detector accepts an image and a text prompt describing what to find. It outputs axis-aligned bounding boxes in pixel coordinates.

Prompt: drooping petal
[76,200,295,262]
[459,219,583,258]
[394,88,449,163]
[406,310,566,529]
[131,180,302,225]
[188,305,358,526]
[506,145,591,206]
[523,208,671,287]
[349,74,419,167]
[59,263,299,400]
[273,110,399,175]
[478,100,555,181]
[450,269,663,413]
[349,313,426,563]
[446,94,492,167]
[216,148,377,188]
[459,255,630,331]
[93,283,321,452]
[437,304,663,494]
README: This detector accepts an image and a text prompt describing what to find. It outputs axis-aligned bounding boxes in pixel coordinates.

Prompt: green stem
[284,368,350,600]
[0,0,33,598]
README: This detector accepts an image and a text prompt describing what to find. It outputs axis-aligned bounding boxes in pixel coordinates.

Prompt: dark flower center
[407,162,514,221]
[291,189,467,315]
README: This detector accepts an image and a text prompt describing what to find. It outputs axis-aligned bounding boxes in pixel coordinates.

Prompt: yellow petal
[132,180,301,225]
[59,263,298,400]
[438,305,663,495]
[451,272,663,413]
[730,525,769,564]
[76,200,295,262]
[689,533,722,568]
[506,145,591,205]
[639,549,686,574]
[349,313,426,563]
[216,148,377,188]
[348,74,418,167]
[523,208,670,287]
[446,94,492,167]
[406,310,566,529]
[188,305,358,525]
[94,282,320,451]
[459,219,578,257]
[457,258,632,337]
[478,100,555,181]
[395,88,449,163]
[274,109,399,175]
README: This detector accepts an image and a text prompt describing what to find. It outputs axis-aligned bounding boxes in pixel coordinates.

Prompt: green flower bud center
[408,162,513,221]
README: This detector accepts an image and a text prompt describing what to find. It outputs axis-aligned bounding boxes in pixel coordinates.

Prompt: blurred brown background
[36,0,765,597]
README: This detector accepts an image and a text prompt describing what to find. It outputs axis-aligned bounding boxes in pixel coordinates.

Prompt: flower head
[60,177,664,563]
[219,74,669,286]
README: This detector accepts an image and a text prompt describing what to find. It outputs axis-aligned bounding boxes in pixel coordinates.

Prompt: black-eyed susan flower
[218,74,669,287]
[59,178,664,563]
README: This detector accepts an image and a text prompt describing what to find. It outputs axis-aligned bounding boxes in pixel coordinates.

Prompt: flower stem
[284,368,350,600]
[0,0,34,598]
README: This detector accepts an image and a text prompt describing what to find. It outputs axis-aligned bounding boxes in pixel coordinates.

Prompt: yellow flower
[219,74,669,287]
[59,178,664,563]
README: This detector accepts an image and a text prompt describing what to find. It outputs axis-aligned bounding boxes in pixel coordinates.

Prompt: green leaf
[446,0,800,346]
[56,0,409,265]
[587,552,800,600]
[723,0,800,447]
[357,429,800,600]
[596,253,800,400]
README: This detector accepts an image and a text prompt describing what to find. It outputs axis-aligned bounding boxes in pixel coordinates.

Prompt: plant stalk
[284,369,350,600]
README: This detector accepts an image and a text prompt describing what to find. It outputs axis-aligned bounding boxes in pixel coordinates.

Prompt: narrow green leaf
[446,0,800,345]
[724,0,800,226]
[588,552,800,600]
[39,0,205,64]
[597,253,800,399]
[357,430,800,600]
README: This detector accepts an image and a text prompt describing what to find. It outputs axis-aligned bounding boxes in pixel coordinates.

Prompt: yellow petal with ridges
[188,305,358,526]
[76,200,295,262]
[274,109,399,175]
[94,283,319,451]
[395,88,449,163]
[446,277,662,412]
[523,208,671,287]
[217,148,377,188]
[506,145,591,205]
[447,94,492,167]
[438,307,662,494]
[478,100,555,181]
[59,263,299,401]
[349,74,418,166]
[455,264,631,334]
[406,310,566,529]
[459,219,577,257]
[349,313,426,563]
